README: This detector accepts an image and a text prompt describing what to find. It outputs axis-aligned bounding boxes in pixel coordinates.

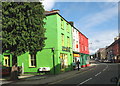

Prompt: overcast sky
[41,0,119,55]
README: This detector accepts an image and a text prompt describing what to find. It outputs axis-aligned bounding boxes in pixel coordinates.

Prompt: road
[2,63,119,86]
[48,63,119,85]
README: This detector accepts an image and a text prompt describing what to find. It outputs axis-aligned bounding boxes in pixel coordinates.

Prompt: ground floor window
[60,54,68,69]
[29,54,36,67]
[4,55,10,67]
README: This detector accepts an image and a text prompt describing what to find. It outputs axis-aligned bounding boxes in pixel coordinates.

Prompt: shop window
[29,54,36,67]
[60,54,68,69]
[4,55,10,67]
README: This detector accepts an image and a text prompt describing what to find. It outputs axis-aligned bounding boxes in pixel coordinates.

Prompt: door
[4,55,10,67]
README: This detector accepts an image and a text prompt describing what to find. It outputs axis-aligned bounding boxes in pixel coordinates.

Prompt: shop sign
[62,46,70,52]
[73,54,80,57]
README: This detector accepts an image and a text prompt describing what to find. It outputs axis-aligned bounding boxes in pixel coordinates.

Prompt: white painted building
[72,27,80,52]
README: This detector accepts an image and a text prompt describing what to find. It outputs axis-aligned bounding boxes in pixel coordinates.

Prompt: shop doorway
[60,54,68,71]
[4,55,10,67]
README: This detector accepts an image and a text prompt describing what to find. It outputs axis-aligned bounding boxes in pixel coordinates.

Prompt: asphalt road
[2,63,119,86]
[48,63,119,86]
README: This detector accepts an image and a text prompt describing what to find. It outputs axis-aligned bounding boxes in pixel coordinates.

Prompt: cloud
[89,29,118,54]
[40,0,56,10]
[55,0,120,2]
[76,6,118,30]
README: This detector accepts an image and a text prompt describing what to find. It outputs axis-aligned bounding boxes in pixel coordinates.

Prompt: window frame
[61,33,64,46]
[61,19,64,30]
[67,36,70,47]
[29,54,36,67]
[66,23,69,32]
[4,55,10,67]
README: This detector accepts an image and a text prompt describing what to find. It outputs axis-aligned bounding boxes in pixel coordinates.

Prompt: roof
[44,10,88,39]
[97,48,105,52]
[106,37,120,49]
[44,10,72,25]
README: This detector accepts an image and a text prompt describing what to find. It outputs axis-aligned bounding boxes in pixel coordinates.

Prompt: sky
[41,0,119,55]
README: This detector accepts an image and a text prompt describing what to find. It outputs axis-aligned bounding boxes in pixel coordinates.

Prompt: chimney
[69,21,74,26]
[114,36,119,41]
[50,9,60,13]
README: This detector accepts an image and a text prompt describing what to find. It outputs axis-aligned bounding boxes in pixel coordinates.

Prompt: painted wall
[18,13,73,74]
[78,32,90,67]
[1,52,12,67]
[72,27,80,52]
[79,32,89,54]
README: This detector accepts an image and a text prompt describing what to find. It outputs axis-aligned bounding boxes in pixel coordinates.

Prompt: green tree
[2,2,46,64]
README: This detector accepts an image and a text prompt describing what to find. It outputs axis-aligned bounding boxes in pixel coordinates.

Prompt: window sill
[29,66,36,68]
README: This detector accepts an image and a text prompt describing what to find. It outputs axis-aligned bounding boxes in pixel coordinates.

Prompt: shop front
[80,54,86,68]
[85,54,90,67]
[60,53,68,72]
[73,53,81,69]
[1,51,12,76]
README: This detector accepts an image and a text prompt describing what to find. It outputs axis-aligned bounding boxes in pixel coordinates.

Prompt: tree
[2,2,46,64]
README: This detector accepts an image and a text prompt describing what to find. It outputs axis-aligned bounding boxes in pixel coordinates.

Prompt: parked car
[0,65,11,76]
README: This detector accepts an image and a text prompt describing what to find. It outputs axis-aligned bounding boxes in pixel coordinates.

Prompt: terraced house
[72,26,90,68]
[1,9,90,75]
[17,10,73,74]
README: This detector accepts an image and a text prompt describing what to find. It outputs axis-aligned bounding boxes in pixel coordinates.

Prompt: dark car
[0,65,11,76]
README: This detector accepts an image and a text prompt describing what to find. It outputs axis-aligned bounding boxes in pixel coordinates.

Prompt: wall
[72,28,80,52]
[18,14,58,74]
[17,13,73,74]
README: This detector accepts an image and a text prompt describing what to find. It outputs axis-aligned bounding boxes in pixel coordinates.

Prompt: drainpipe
[52,48,55,75]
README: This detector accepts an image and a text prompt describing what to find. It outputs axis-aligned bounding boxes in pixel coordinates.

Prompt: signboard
[73,54,80,57]
[62,46,70,52]
[38,67,50,72]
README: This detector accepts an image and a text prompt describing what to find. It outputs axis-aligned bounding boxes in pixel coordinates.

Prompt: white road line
[77,78,92,86]
[103,69,106,71]
[95,72,101,76]
[102,64,108,72]
[106,65,108,68]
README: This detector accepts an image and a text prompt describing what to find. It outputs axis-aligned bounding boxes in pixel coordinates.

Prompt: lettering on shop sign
[62,46,70,52]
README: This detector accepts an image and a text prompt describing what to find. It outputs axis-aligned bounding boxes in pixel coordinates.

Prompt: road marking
[103,69,106,71]
[102,64,108,72]
[77,78,92,86]
[49,71,88,84]
[48,65,97,85]
[95,72,101,76]
[48,66,96,85]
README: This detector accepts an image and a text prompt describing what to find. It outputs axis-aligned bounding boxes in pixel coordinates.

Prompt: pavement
[0,63,98,85]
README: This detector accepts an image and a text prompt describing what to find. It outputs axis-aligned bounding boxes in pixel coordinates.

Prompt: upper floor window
[29,54,36,67]
[61,19,64,29]
[76,41,78,48]
[61,34,64,46]
[73,28,74,32]
[66,23,69,32]
[67,36,70,47]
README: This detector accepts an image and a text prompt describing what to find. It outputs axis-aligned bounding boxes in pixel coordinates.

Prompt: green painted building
[0,50,12,67]
[17,10,73,74]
